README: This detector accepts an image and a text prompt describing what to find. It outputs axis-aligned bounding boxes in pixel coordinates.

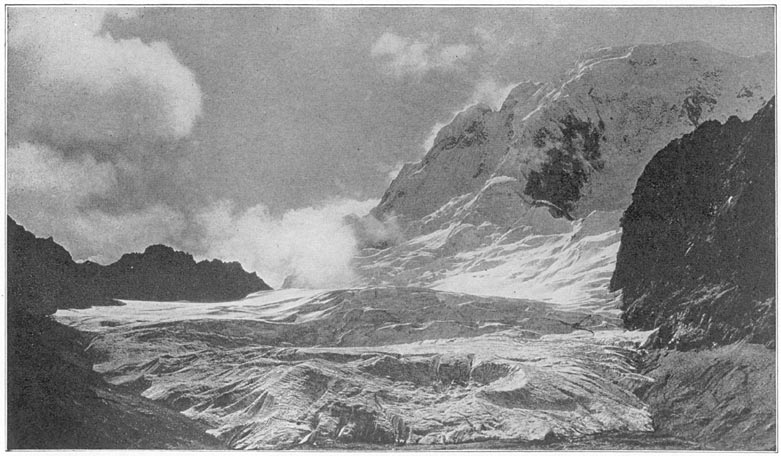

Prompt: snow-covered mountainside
[56,288,657,449]
[360,42,772,303]
[375,42,772,223]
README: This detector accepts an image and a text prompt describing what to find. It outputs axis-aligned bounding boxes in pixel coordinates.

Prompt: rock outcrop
[8,216,271,314]
[610,99,775,349]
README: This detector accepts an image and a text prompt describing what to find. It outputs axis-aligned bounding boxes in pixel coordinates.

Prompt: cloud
[8,142,117,202]
[473,26,495,45]
[196,199,380,289]
[370,31,474,77]
[68,206,187,264]
[469,78,517,111]
[346,212,405,250]
[422,120,450,152]
[384,161,407,186]
[438,44,474,66]
[9,8,202,146]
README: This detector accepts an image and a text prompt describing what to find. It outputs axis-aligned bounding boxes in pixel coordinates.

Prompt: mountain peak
[374,41,774,226]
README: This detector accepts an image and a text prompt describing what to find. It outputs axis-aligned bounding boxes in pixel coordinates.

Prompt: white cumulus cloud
[9,7,202,145]
[370,31,474,77]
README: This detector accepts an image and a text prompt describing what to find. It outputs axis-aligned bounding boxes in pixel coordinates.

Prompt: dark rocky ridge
[8,216,271,315]
[610,98,775,349]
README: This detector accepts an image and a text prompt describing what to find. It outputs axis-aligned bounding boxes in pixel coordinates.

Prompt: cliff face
[8,216,271,315]
[374,42,773,231]
[610,98,775,349]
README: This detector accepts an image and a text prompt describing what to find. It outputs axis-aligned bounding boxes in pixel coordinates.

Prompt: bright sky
[6,6,774,281]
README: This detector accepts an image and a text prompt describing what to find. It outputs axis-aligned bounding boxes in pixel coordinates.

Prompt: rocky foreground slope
[8,312,223,449]
[611,98,775,349]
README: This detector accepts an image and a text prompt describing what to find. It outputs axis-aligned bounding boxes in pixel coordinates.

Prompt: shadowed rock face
[7,216,271,314]
[610,98,775,349]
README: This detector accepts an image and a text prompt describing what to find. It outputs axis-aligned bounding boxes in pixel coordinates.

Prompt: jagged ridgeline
[611,98,775,349]
[373,42,773,229]
[7,216,271,315]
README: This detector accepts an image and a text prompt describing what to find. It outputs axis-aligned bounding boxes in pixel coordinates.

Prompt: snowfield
[357,209,625,315]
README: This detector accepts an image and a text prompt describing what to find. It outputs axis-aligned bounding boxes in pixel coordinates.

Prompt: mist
[195,198,401,289]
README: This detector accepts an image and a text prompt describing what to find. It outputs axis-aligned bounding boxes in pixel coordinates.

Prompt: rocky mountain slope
[610,98,775,349]
[8,216,270,314]
[359,43,772,303]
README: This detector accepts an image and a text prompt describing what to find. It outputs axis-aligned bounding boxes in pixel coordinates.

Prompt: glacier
[57,287,657,449]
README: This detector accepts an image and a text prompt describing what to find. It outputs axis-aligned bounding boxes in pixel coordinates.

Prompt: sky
[6,6,775,287]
